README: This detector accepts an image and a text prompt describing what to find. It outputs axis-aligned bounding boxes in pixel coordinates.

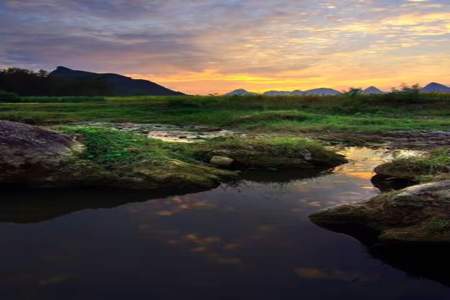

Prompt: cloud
[1,0,449,94]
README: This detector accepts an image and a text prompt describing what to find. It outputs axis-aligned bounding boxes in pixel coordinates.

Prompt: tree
[344,87,362,98]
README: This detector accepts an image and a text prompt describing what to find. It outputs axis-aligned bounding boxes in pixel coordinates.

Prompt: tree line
[0,68,111,96]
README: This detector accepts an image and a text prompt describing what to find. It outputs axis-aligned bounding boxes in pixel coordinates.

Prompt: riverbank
[310,146,450,245]
[2,146,449,298]
[0,120,346,192]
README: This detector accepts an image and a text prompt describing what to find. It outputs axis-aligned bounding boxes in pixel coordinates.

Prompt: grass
[200,135,326,157]
[59,126,343,170]
[17,96,106,103]
[0,94,450,133]
[60,126,193,168]
[376,147,450,182]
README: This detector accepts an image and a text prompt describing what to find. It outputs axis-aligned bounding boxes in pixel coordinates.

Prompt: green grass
[201,135,323,156]
[60,126,193,168]
[17,96,106,103]
[59,126,341,170]
[377,147,450,182]
[1,94,450,133]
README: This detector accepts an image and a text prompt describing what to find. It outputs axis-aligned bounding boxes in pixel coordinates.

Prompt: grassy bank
[61,126,344,170]
[1,94,450,133]
[375,147,450,183]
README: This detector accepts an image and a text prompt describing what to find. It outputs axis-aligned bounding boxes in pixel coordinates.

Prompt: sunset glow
[1,0,450,94]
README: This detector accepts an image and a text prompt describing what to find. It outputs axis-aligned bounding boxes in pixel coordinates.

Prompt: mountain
[362,86,384,95]
[227,88,341,97]
[304,88,341,96]
[263,90,305,96]
[263,90,294,96]
[291,90,305,96]
[225,89,257,96]
[421,82,450,94]
[49,66,183,96]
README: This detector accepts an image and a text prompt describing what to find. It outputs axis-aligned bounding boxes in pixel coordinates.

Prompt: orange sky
[2,0,450,95]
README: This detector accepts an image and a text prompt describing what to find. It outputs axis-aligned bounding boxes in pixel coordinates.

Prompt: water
[0,147,449,300]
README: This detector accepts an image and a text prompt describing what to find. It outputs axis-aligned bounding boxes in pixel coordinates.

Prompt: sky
[1,0,450,94]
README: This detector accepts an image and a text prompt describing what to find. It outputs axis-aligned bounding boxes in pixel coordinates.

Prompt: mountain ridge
[225,82,450,96]
[49,66,184,96]
[421,82,450,94]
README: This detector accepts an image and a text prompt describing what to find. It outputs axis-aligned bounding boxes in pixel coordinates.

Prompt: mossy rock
[0,121,236,191]
[374,148,450,183]
[0,122,346,192]
[310,180,450,245]
[192,136,347,170]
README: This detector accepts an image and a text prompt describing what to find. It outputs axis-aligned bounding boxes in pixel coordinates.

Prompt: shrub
[0,90,19,102]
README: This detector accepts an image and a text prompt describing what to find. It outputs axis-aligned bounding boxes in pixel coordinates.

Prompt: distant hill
[362,86,384,95]
[421,82,450,94]
[227,87,342,96]
[0,66,183,96]
[263,90,294,96]
[291,90,305,96]
[49,66,183,96]
[225,89,257,96]
[262,89,341,96]
[304,88,341,96]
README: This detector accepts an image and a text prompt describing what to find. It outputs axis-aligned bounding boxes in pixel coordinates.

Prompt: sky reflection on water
[0,147,448,300]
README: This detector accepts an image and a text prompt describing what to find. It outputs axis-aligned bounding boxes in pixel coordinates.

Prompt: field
[1,93,450,133]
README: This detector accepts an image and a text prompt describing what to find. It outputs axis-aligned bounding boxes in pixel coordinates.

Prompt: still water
[0,147,449,300]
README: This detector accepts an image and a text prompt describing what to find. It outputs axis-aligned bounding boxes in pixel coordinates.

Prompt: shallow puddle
[0,147,448,300]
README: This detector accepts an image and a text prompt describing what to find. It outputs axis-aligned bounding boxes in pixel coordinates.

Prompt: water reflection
[0,147,448,300]
[0,188,170,223]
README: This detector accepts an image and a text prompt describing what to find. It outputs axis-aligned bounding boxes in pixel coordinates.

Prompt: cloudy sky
[1,0,449,94]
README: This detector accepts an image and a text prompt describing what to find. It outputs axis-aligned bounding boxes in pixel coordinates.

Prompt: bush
[18,96,106,103]
[0,90,19,102]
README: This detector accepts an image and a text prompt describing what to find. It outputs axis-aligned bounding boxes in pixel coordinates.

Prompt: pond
[0,147,449,300]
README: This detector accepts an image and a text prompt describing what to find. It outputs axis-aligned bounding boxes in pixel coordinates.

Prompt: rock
[301,150,312,161]
[0,120,84,186]
[310,180,450,245]
[210,156,234,167]
[0,120,236,191]
[194,137,347,171]
[374,162,418,181]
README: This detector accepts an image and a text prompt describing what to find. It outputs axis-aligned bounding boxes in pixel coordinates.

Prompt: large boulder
[310,180,450,245]
[0,120,86,186]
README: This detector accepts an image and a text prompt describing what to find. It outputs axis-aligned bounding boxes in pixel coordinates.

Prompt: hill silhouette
[0,66,183,96]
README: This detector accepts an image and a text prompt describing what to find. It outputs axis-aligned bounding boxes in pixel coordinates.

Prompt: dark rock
[0,120,84,186]
[310,180,450,245]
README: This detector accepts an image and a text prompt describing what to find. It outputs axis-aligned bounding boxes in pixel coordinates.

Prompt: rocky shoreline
[311,145,450,245]
[310,180,450,245]
[0,120,346,192]
[3,119,450,247]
